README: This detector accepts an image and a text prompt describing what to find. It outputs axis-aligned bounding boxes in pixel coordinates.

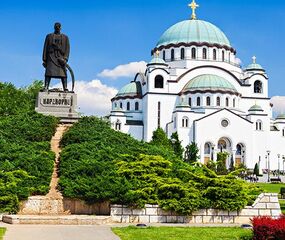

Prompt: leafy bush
[59,117,261,214]
[252,216,285,240]
[0,81,58,213]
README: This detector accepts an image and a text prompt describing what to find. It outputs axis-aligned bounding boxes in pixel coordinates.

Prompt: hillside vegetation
[0,82,58,213]
[59,117,260,214]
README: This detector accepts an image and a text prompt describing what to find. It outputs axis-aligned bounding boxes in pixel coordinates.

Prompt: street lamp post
[267,151,271,182]
[278,154,281,179]
[283,155,285,176]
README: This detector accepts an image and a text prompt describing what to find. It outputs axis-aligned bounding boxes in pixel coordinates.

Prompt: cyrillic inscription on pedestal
[35,91,79,119]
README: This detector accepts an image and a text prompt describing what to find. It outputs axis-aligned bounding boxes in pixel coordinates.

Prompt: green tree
[150,128,172,150]
[216,152,229,175]
[170,132,184,159]
[254,163,260,176]
[184,142,199,164]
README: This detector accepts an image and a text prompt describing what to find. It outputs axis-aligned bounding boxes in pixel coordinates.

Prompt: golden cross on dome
[155,50,160,57]
[252,56,257,64]
[188,0,199,20]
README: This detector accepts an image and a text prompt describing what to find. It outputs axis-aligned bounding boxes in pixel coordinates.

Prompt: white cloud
[271,96,285,114]
[52,80,118,116]
[98,61,147,79]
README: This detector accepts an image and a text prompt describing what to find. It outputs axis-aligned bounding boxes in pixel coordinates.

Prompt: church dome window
[206,96,211,106]
[283,128,285,137]
[213,49,217,60]
[127,102,130,111]
[181,48,185,59]
[189,97,192,107]
[233,98,236,108]
[155,75,164,88]
[163,50,166,60]
[191,48,197,59]
[120,102,123,109]
[216,97,221,106]
[203,48,207,60]
[197,97,201,106]
[182,117,189,128]
[226,97,229,107]
[254,80,263,93]
[135,102,139,111]
[222,50,225,62]
[171,49,175,61]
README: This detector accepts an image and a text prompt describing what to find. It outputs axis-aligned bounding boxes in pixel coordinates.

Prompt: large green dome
[157,20,231,48]
[183,74,238,94]
[115,81,142,98]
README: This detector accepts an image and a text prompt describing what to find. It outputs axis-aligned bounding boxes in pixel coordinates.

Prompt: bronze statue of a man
[43,22,70,91]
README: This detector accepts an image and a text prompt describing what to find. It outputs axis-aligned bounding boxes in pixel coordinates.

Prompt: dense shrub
[252,216,285,240]
[59,117,261,214]
[0,81,58,213]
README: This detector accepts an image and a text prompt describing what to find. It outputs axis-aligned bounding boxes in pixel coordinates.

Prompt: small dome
[245,56,264,71]
[249,104,263,112]
[157,20,231,48]
[276,113,285,120]
[149,57,167,65]
[116,81,142,98]
[176,98,190,108]
[182,74,238,94]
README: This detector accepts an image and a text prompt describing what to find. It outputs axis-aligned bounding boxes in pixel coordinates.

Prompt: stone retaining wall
[111,193,281,224]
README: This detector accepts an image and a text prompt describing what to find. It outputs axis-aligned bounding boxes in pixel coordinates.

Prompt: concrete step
[2,215,112,225]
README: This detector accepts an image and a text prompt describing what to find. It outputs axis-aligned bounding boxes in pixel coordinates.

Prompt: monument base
[35,91,79,121]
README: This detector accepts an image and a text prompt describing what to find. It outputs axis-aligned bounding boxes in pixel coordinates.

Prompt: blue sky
[0,0,284,114]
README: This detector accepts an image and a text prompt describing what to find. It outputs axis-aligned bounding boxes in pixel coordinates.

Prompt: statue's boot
[62,78,68,92]
[44,77,51,91]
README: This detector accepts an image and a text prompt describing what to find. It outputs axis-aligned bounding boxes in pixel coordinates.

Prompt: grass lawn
[255,183,285,193]
[0,228,5,240]
[112,226,252,240]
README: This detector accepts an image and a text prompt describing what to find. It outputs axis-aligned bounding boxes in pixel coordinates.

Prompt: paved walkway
[1,223,120,240]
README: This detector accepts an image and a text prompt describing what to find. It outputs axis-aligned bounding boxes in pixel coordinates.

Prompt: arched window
[216,97,221,106]
[206,96,211,106]
[127,102,130,111]
[182,117,189,128]
[181,48,185,60]
[203,48,207,59]
[213,49,217,60]
[171,49,175,61]
[256,120,263,131]
[188,97,192,107]
[114,102,117,108]
[115,120,121,131]
[204,143,211,154]
[120,102,123,109]
[197,97,201,106]
[191,48,196,59]
[254,80,263,93]
[163,50,166,61]
[283,128,285,137]
[135,102,139,111]
[236,144,242,155]
[228,52,231,63]
[155,75,164,88]
[233,99,236,108]
[226,98,229,107]
[222,51,225,62]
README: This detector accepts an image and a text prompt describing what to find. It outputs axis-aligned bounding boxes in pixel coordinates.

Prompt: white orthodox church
[109,1,285,170]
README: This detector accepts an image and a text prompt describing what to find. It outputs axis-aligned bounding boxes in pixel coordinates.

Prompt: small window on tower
[216,97,221,106]
[203,48,207,59]
[213,49,217,60]
[189,97,192,107]
[206,96,211,106]
[155,75,164,88]
[226,98,229,107]
[135,102,139,111]
[222,51,225,61]
[191,48,196,59]
[181,48,185,60]
[254,81,263,93]
[171,49,175,61]
[163,50,166,60]
[197,97,201,106]
[127,102,130,111]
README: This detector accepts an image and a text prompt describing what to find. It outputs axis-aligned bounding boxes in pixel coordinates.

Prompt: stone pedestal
[35,91,79,121]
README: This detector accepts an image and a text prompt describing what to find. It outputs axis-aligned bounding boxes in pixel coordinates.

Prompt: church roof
[245,56,264,71]
[248,104,263,112]
[156,20,231,48]
[115,81,142,98]
[276,114,285,120]
[182,74,238,94]
[149,56,167,65]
